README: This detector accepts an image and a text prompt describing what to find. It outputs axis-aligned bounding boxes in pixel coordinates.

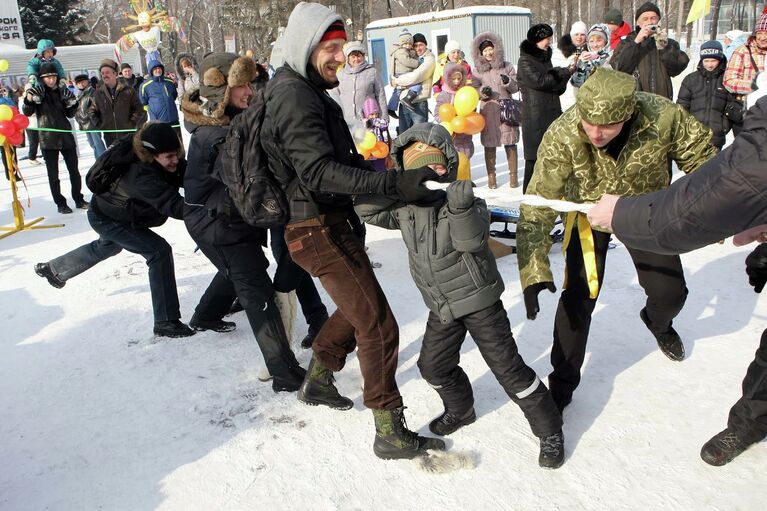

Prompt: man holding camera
[611,2,689,99]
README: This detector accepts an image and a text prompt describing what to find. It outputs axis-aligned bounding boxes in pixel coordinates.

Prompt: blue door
[370,38,388,81]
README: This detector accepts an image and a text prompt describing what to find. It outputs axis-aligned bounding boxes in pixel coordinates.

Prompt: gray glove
[446,180,475,211]
[653,29,668,50]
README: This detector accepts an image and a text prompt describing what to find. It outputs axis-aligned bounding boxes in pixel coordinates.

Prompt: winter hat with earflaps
[402,142,448,170]
[198,52,258,119]
[576,68,636,125]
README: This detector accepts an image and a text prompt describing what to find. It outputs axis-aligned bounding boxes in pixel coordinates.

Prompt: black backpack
[85,136,135,194]
[219,88,288,227]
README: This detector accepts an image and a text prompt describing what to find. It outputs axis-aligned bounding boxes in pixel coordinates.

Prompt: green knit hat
[576,68,637,125]
[402,142,448,170]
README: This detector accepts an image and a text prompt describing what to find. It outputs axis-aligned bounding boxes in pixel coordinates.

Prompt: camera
[648,24,658,32]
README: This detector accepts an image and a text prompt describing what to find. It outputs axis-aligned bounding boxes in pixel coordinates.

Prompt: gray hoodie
[282,2,343,79]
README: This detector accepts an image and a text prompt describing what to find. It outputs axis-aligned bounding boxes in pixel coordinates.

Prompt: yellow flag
[686,0,712,24]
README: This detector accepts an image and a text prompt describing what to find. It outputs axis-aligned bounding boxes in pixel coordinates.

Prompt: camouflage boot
[372,406,446,460]
[297,356,353,410]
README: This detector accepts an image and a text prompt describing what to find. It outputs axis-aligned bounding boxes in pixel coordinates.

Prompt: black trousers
[195,240,301,383]
[41,147,83,207]
[728,328,767,443]
[522,159,536,193]
[27,129,39,160]
[549,226,688,398]
[417,301,562,438]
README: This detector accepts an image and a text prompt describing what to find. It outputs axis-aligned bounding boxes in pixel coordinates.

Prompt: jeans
[41,147,84,207]
[397,100,428,134]
[270,225,328,328]
[285,220,402,410]
[418,301,562,438]
[47,208,181,321]
[85,131,107,159]
[549,226,688,398]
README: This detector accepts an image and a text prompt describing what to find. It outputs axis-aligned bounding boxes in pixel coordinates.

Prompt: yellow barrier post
[0,143,64,240]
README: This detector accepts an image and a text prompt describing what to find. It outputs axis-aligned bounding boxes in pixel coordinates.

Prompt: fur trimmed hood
[472,31,505,72]
[180,89,232,127]
[132,122,185,163]
[520,39,553,62]
[442,62,469,93]
[175,52,199,77]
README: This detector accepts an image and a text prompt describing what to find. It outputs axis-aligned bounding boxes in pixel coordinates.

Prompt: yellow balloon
[457,152,471,180]
[0,105,12,121]
[360,132,377,151]
[0,134,6,146]
[454,86,479,116]
[439,121,454,135]
[0,59,8,72]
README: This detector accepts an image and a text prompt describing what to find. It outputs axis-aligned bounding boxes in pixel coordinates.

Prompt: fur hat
[700,40,725,61]
[133,122,184,163]
[444,40,461,54]
[198,52,258,119]
[398,29,413,45]
[570,21,588,36]
[99,59,119,73]
[39,63,58,78]
[343,40,366,58]
[402,141,448,170]
[576,68,636,125]
[527,24,554,44]
[635,2,661,21]
[604,8,624,26]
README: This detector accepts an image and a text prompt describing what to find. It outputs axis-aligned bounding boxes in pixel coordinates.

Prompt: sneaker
[640,308,685,361]
[700,428,753,466]
[153,320,196,338]
[34,263,65,289]
[75,200,89,210]
[57,205,73,214]
[429,408,476,436]
[538,430,565,469]
[28,159,42,166]
[189,316,236,333]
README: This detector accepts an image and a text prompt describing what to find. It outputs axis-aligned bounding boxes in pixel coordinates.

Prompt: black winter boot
[189,316,237,333]
[538,430,565,469]
[297,356,353,410]
[301,315,328,349]
[640,308,685,361]
[153,320,196,338]
[34,263,65,289]
[373,406,446,460]
[429,408,476,436]
[273,365,307,393]
[700,428,754,466]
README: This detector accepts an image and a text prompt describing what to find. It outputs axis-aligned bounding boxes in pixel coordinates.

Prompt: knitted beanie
[398,29,413,45]
[527,24,554,43]
[343,40,366,58]
[635,2,661,21]
[604,8,624,26]
[140,122,181,155]
[756,8,767,33]
[402,142,448,170]
[321,20,347,43]
[700,40,725,61]
[413,33,427,45]
[479,39,495,52]
[570,21,588,36]
[444,40,461,54]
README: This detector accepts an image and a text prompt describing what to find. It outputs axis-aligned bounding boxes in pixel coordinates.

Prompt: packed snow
[1,95,765,510]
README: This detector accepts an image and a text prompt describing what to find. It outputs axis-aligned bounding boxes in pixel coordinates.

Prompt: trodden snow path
[1,121,765,510]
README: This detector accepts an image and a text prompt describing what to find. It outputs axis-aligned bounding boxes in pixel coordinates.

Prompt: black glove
[389,167,445,204]
[62,88,77,107]
[523,282,557,320]
[446,180,475,211]
[751,73,761,92]
[29,84,45,104]
[745,243,767,293]
[480,86,493,98]
[500,74,510,85]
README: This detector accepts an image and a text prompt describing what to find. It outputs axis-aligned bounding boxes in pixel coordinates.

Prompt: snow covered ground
[2,113,766,510]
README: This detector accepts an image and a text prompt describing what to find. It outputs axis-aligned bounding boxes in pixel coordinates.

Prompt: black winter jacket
[22,84,76,151]
[91,160,185,228]
[75,85,98,130]
[677,60,735,148]
[516,40,571,161]
[90,81,145,133]
[611,30,689,99]
[181,98,266,247]
[261,65,391,223]
[612,96,767,254]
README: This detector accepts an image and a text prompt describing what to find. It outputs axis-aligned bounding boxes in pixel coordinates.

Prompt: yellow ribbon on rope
[562,211,600,299]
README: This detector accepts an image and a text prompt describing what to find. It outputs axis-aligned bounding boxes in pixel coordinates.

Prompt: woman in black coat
[517,24,572,192]
[22,63,86,213]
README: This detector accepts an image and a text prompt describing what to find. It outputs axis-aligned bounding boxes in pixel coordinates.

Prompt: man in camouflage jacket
[517,68,717,413]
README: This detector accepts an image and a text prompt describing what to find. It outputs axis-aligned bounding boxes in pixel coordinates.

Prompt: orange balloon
[361,148,372,160]
[464,112,486,135]
[371,141,389,158]
[438,103,456,122]
[451,115,468,134]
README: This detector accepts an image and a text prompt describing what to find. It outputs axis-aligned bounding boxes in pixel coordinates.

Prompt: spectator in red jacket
[604,8,632,50]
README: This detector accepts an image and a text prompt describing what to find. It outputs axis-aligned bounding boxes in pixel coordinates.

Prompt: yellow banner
[686,0,712,24]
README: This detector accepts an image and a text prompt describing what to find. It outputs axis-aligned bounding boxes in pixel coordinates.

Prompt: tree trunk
[555,0,563,39]
[676,0,685,40]
[710,0,723,39]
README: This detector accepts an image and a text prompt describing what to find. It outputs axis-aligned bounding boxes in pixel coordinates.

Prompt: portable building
[364,6,531,82]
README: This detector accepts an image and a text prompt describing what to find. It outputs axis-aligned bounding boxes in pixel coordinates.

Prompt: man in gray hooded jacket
[260,1,446,460]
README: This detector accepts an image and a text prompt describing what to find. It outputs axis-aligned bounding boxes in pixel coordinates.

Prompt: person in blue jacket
[26,39,66,85]
[140,60,181,142]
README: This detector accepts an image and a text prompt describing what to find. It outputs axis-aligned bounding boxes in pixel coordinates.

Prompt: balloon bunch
[438,86,485,136]
[357,131,390,160]
[0,105,29,146]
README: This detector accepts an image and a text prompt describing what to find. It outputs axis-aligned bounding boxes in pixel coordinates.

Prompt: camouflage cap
[576,68,637,125]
